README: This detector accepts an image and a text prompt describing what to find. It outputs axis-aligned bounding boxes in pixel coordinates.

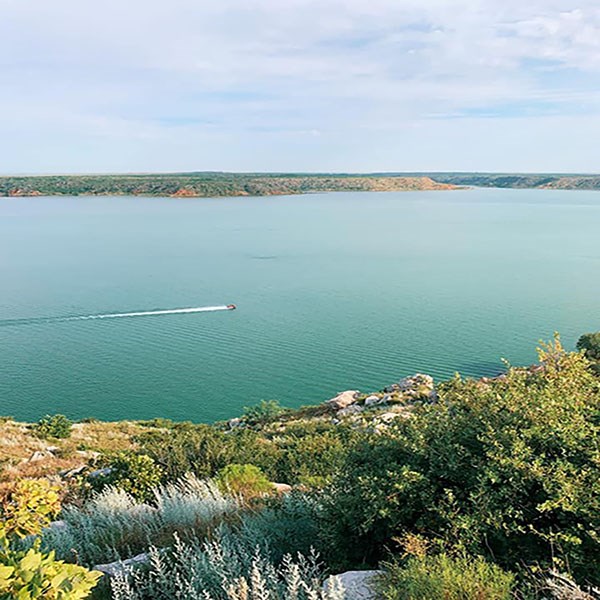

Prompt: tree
[576,331,600,361]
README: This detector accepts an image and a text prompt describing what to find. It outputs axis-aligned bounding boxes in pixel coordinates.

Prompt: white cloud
[0,0,599,171]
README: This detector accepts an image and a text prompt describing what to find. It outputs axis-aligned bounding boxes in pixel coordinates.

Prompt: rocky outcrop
[327,390,360,410]
[323,571,383,600]
[384,373,437,401]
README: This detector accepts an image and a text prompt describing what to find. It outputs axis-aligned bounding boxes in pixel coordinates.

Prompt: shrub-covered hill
[0,173,456,197]
[1,336,599,599]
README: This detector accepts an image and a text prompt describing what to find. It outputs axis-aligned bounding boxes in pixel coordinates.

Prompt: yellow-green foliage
[0,542,101,599]
[91,452,163,502]
[215,464,273,501]
[2,479,60,538]
[0,478,101,599]
[378,554,515,600]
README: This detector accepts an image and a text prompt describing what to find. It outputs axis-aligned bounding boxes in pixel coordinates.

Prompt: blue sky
[1,0,599,173]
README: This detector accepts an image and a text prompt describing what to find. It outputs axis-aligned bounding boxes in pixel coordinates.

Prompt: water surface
[1,189,599,421]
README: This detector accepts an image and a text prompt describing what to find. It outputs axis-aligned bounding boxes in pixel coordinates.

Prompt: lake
[1,189,599,422]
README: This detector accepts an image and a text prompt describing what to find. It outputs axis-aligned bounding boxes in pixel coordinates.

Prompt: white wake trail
[73,306,231,320]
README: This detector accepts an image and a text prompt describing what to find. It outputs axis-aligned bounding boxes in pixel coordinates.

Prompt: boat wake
[0,305,235,328]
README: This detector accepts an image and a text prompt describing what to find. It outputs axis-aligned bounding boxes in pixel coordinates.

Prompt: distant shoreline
[0,174,456,198]
[2,172,600,197]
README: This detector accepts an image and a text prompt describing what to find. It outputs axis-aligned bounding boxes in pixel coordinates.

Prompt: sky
[1,0,600,174]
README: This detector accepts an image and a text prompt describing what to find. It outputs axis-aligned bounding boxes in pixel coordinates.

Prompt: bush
[378,554,515,600]
[576,332,600,361]
[33,414,72,439]
[271,421,358,487]
[137,419,358,488]
[1,478,61,538]
[137,424,245,481]
[0,536,101,600]
[42,475,240,567]
[91,452,163,502]
[236,492,328,563]
[215,464,273,502]
[324,339,600,583]
[243,399,288,425]
[0,478,100,598]
[109,529,344,600]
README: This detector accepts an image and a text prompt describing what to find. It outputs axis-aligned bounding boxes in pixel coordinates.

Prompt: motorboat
[227,304,237,310]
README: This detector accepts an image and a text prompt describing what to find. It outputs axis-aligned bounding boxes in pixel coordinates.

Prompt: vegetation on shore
[4,171,600,198]
[0,173,455,198]
[1,334,599,598]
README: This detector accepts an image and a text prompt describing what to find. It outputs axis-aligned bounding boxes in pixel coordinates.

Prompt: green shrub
[0,479,100,599]
[109,529,343,600]
[324,339,600,583]
[137,423,243,481]
[272,421,358,487]
[237,492,328,563]
[243,399,288,425]
[137,417,359,487]
[576,331,600,361]
[378,554,515,600]
[33,414,72,439]
[91,452,163,502]
[215,464,273,501]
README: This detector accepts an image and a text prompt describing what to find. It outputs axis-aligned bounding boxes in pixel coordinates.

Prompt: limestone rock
[323,570,383,600]
[337,404,363,418]
[94,552,149,578]
[384,373,435,400]
[60,465,87,478]
[27,450,53,463]
[364,395,383,407]
[228,417,243,429]
[327,390,360,410]
[272,482,292,494]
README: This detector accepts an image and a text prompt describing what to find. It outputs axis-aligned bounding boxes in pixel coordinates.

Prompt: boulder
[323,570,383,600]
[327,390,360,410]
[88,467,112,479]
[365,394,383,406]
[94,552,149,578]
[376,412,401,423]
[60,465,87,478]
[384,373,435,400]
[228,417,243,429]
[26,450,53,463]
[272,482,292,494]
[47,520,68,532]
[337,404,363,418]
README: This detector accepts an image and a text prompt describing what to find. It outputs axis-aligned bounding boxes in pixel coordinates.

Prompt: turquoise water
[1,189,599,422]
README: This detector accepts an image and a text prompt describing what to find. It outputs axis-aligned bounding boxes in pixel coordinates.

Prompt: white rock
[377,412,400,423]
[327,390,360,410]
[337,404,363,417]
[27,450,53,462]
[272,482,292,494]
[94,553,150,578]
[364,395,382,407]
[323,570,383,600]
[47,520,68,532]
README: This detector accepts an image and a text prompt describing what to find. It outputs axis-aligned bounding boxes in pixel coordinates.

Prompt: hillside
[424,172,600,189]
[0,173,456,197]
[1,337,599,599]
[4,171,600,196]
